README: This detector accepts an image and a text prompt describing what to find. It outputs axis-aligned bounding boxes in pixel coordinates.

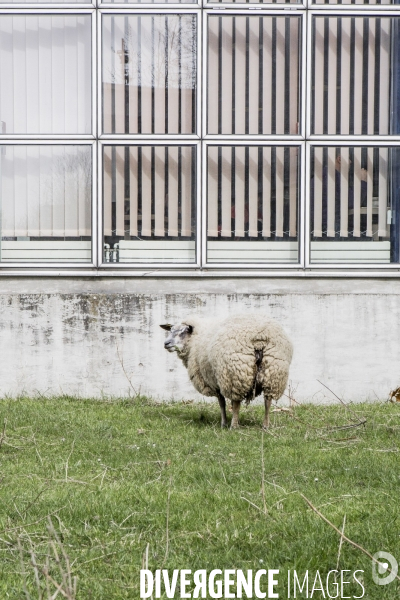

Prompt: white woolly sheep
[160,314,293,429]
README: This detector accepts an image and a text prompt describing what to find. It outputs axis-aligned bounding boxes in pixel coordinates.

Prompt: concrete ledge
[0,282,398,402]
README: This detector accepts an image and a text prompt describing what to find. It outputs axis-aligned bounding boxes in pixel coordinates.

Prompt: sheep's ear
[160,323,172,331]
[186,325,193,335]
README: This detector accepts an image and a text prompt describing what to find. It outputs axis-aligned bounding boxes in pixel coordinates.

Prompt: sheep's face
[160,323,193,355]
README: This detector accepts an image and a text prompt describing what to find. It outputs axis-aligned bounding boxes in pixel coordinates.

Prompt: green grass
[0,396,399,599]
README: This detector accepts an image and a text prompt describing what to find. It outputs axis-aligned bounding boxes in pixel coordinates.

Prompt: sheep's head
[160,322,193,356]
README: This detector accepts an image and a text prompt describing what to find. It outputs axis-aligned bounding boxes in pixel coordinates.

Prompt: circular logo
[372,552,398,586]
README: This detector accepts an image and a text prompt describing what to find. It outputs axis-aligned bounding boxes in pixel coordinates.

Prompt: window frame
[1,1,400,274]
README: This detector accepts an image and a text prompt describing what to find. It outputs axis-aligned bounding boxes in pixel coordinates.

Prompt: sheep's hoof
[230,423,239,430]
[221,422,228,429]
[262,424,270,431]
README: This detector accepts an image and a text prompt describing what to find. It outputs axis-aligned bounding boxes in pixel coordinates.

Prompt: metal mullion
[91,140,99,267]
[299,10,307,140]
[201,137,207,267]
[201,9,207,141]
[304,140,311,267]
[305,9,312,140]
[299,139,306,267]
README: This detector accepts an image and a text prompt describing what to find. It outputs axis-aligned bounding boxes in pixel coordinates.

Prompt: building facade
[0,0,400,401]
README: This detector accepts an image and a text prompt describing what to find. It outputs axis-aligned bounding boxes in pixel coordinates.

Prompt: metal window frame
[305,139,400,270]
[98,8,202,141]
[97,138,202,268]
[202,8,306,141]
[0,9,98,269]
[0,8,97,140]
[202,139,305,269]
[0,139,97,269]
[1,2,400,275]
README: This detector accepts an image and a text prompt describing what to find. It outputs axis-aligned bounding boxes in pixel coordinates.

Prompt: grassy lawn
[0,396,399,599]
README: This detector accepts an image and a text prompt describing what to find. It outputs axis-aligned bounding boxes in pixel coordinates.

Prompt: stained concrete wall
[0,277,399,402]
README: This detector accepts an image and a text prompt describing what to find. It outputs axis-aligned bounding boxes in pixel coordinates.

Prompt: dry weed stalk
[116,342,141,397]
[0,418,7,450]
[16,517,77,599]
[301,494,400,583]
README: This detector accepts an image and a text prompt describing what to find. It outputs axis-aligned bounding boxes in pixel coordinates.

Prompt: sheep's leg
[231,401,241,430]
[217,393,228,429]
[263,394,273,429]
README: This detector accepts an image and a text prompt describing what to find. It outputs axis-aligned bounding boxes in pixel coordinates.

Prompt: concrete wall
[0,277,399,402]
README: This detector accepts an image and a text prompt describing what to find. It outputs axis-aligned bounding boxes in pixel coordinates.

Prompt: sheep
[160,314,293,429]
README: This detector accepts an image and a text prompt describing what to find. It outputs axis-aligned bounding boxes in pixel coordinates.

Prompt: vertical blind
[312,17,391,135]
[311,147,389,239]
[0,146,91,238]
[102,15,197,135]
[207,146,298,239]
[0,16,91,135]
[208,16,301,135]
[103,145,195,239]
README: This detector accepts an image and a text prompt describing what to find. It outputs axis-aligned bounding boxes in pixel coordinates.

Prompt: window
[1,0,400,272]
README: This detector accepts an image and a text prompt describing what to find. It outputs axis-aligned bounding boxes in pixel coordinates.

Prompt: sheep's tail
[245,348,264,406]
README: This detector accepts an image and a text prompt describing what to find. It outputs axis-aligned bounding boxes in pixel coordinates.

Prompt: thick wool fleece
[179,314,293,403]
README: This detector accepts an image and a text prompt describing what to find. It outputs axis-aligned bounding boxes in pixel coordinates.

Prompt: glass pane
[103,145,196,263]
[102,15,197,135]
[313,0,394,4]
[207,146,299,263]
[207,16,301,136]
[103,0,196,3]
[0,16,92,135]
[0,0,89,3]
[310,146,400,264]
[312,17,395,135]
[0,146,92,263]
[209,0,300,3]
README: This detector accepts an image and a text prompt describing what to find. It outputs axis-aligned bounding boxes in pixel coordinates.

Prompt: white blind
[311,147,388,240]
[1,146,91,238]
[103,145,195,239]
[0,16,91,135]
[207,146,298,240]
[313,17,390,135]
[103,15,196,135]
[208,16,300,135]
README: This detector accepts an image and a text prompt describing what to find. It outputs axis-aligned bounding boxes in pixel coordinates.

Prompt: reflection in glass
[207,146,299,263]
[312,17,393,135]
[0,146,92,262]
[310,147,400,263]
[0,16,92,135]
[207,16,301,136]
[103,146,196,263]
[102,15,197,135]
